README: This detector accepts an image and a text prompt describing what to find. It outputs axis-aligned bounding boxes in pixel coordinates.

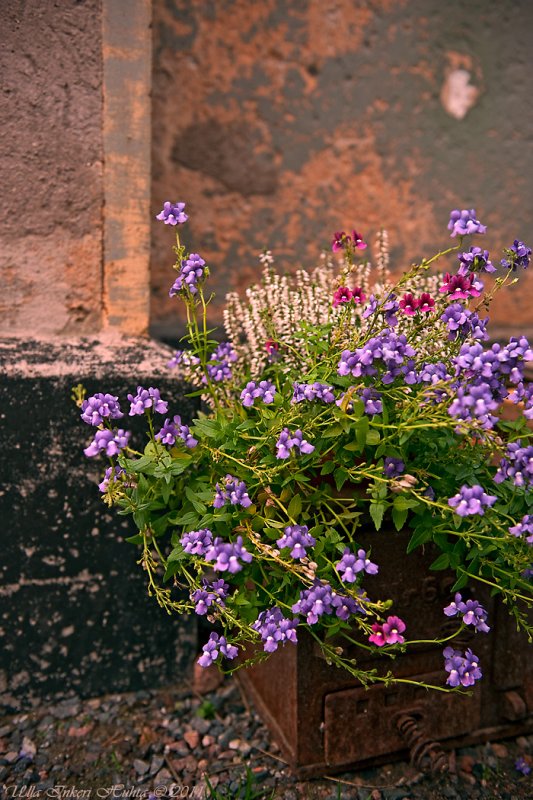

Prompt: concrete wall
[151,0,533,341]
[0,0,104,335]
[0,0,152,339]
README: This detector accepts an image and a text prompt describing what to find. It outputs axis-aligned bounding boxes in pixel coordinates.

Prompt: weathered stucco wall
[0,0,104,335]
[151,0,533,341]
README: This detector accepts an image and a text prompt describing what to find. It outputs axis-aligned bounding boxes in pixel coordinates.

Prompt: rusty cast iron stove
[237,528,533,776]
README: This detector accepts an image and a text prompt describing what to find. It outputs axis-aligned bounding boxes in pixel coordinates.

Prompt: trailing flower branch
[77,200,533,693]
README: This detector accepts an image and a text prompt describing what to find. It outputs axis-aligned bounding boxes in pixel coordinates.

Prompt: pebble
[491,742,508,758]
[183,729,200,749]
[133,758,149,775]
[0,681,530,799]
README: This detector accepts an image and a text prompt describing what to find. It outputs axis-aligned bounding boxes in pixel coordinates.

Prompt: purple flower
[440,304,489,342]
[127,386,168,416]
[515,756,532,776]
[448,209,487,238]
[338,330,417,381]
[501,240,531,271]
[80,393,123,426]
[494,441,533,488]
[510,382,533,420]
[383,457,405,479]
[439,272,483,300]
[167,349,201,370]
[275,428,315,459]
[336,548,379,582]
[509,515,533,544]
[292,382,335,404]
[292,581,335,624]
[169,253,206,297]
[276,525,316,560]
[448,382,500,430]
[98,465,126,493]
[156,201,188,226]
[330,593,363,621]
[180,528,214,556]
[252,607,298,652]
[359,387,383,415]
[213,474,252,509]
[191,579,229,615]
[241,380,276,407]
[443,592,490,633]
[206,342,238,382]
[443,646,482,687]
[197,632,238,668]
[457,246,495,275]
[362,294,378,319]
[84,428,131,458]
[156,415,198,448]
[382,294,399,327]
[448,484,497,517]
[204,536,253,573]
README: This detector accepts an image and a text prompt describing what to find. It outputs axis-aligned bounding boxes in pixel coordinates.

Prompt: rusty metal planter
[237,528,533,776]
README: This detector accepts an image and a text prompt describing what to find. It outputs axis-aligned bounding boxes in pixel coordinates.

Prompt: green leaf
[320,460,336,475]
[334,467,350,492]
[322,424,344,439]
[392,506,408,532]
[355,417,369,449]
[173,511,200,527]
[369,502,385,531]
[406,527,432,554]
[288,494,302,520]
[429,553,450,571]
[365,430,380,446]
[185,487,207,514]
[450,572,469,592]
[124,533,144,545]
[393,496,420,511]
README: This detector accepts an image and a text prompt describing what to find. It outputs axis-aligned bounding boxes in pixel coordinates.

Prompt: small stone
[67,724,93,738]
[191,716,212,734]
[202,735,215,747]
[133,758,149,775]
[517,736,530,750]
[0,726,11,738]
[370,791,382,800]
[149,755,164,775]
[193,661,224,694]
[490,743,508,758]
[459,771,477,785]
[459,754,474,773]
[183,729,200,749]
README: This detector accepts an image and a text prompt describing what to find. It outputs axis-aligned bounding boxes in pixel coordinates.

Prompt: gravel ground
[0,677,531,800]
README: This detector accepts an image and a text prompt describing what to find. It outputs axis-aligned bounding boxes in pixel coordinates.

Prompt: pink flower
[352,286,367,304]
[265,338,279,355]
[332,231,349,252]
[368,624,386,646]
[399,293,420,316]
[382,615,406,644]
[440,272,483,300]
[351,229,367,250]
[418,292,435,313]
[333,286,353,307]
[368,615,406,646]
[331,229,367,252]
